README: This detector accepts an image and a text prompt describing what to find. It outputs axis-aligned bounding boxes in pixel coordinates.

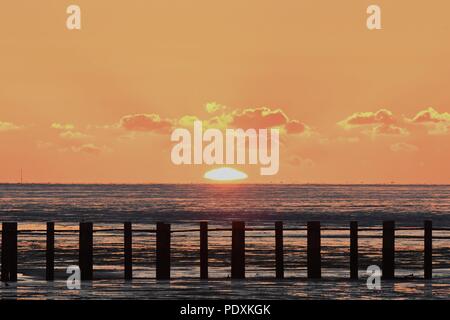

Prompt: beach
[0,184,449,299]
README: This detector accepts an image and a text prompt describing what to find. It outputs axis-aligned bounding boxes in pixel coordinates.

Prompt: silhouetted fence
[0,220,446,282]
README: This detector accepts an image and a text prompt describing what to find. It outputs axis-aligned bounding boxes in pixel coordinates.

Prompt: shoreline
[1,277,449,300]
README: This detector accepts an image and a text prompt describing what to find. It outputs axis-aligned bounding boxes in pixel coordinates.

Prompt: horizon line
[1,182,450,186]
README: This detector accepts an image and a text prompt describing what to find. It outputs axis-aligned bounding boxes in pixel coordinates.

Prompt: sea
[0,184,449,299]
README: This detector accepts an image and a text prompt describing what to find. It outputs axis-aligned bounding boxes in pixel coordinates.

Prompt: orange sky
[1,0,450,183]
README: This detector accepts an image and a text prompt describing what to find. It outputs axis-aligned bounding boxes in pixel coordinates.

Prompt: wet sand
[1,277,449,300]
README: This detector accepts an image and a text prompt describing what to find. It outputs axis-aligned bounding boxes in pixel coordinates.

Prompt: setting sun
[203,167,248,181]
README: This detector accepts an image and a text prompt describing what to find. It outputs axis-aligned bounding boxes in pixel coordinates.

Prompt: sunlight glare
[203,167,248,181]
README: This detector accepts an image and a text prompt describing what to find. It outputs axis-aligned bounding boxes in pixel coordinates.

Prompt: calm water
[0,184,449,225]
[0,184,449,299]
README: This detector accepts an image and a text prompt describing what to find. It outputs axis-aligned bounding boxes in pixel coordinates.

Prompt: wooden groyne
[0,220,443,282]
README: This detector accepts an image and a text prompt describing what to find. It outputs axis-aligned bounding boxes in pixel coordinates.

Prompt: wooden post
[307,221,321,279]
[231,221,245,279]
[124,222,132,280]
[382,220,395,280]
[275,221,284,279]
[1,222,18,282]
[156,222,171,280]
[200,221,208,280]
[79,222,93,281]
[424,220,432,280]
[350,221,358,280]
[46,222,55,281]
